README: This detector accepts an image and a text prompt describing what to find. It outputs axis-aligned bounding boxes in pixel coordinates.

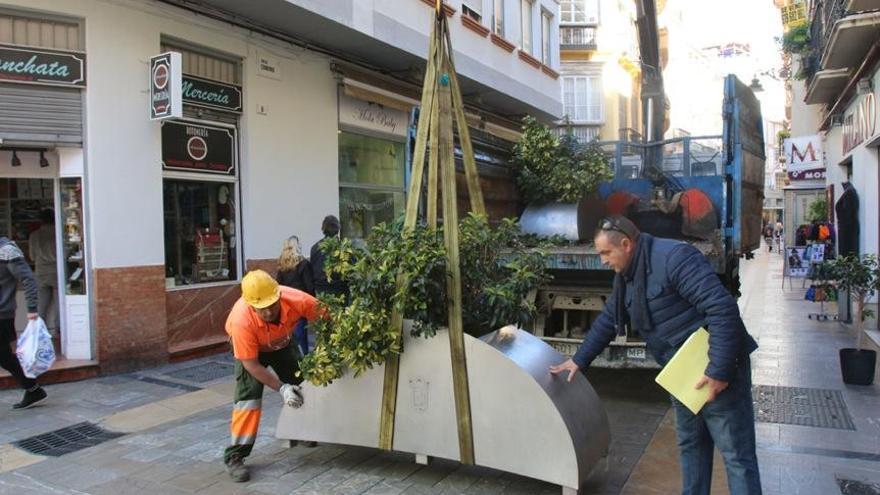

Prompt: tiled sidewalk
[0,248,877,494]
[621,248,880,495]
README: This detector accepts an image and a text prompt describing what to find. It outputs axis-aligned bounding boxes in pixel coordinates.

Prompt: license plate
[549,341,579,357]
[626,347,646,360]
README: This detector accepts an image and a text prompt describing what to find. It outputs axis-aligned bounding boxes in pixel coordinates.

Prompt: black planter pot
[839,348,877,386]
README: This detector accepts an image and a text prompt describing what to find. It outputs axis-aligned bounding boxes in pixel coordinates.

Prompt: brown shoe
[225,455,250,482]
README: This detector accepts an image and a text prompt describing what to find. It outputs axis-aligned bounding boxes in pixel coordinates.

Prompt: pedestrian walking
[763,224,774,252]
[550,216,762,495]
[276,235,314,356]
[223,269,321,482]
[0,236,47,409]
[309,215,349,300]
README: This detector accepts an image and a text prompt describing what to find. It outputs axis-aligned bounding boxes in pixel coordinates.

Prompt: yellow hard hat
[241,270,281,309]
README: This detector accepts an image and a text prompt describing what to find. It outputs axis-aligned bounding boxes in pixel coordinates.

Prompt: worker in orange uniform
[223,269,321,482]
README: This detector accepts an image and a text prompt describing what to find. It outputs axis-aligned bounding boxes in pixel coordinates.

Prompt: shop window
[60,178,86,295]
[338,131,406,239]
[163,180,238,287]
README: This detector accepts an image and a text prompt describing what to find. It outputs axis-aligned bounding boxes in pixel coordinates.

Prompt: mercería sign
[162,121,235,175]
[0,43,86,87]
[182,74,242,113]
[842,92,877,155]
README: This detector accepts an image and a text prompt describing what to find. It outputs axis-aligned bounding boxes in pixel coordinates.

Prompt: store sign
[150,52,182,120]
[182,74,242,113]
[162,121,235,175]
[842,92,877,155]
[0,43,86,87]
[339,94,408,138]
[784,135,826,181]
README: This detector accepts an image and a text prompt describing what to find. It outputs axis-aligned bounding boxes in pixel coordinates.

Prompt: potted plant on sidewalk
[828,254,879,385]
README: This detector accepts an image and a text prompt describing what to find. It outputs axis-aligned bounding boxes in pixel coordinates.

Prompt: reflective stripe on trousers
[230,398,262,445]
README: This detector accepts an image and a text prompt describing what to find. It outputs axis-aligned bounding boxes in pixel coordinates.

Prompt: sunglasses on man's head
[598,218,633,239]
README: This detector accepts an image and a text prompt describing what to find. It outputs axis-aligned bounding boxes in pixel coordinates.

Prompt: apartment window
[493,0,504,35]
[462,2,482,22]
[563,76,603,122]
[541,12,552,65]
[560,0,599,24]
[521,0,533,53]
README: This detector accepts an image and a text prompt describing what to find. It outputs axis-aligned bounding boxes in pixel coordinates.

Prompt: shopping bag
[16,317,56,379]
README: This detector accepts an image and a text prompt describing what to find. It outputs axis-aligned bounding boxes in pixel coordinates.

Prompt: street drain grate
[135,375,202,392]
[838,478,880,495]
[753,385,855,430]
[165,361,233,383]
[14,422,124,457]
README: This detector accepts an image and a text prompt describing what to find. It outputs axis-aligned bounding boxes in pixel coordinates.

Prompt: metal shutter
[0,83,83,145]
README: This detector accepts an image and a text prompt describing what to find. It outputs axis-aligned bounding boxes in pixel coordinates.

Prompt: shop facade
[0,0,548,376]
[823,72,880,261]
[0,0,343,373]
[0,10,90,361]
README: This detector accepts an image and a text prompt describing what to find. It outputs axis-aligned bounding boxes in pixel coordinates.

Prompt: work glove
[279,384,304,408]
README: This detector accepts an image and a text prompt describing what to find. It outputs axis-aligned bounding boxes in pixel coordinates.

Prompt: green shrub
[511,116,612,204]
[299,214,550,386]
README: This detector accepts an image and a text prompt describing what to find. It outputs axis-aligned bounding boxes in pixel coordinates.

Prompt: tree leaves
[298,214,550,385]
[510,116,612,204]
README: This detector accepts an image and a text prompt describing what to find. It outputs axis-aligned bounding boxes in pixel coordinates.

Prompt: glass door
[58,177,90,359]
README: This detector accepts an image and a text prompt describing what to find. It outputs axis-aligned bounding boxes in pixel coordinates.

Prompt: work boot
[225,455,250,482]
[13,386,47,410]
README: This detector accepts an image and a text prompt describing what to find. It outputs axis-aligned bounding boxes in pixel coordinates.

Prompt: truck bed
[538,240,721,271]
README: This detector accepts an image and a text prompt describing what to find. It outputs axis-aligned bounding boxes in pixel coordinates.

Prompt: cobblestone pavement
[0,248,877,495]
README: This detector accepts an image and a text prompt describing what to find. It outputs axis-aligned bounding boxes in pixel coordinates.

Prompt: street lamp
[749,76,764,93]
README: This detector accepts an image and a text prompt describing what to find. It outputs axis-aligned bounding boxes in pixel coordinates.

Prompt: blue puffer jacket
[572,235,758,381]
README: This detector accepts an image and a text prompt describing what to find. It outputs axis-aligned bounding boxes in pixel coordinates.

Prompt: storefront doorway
[0,150,89,362]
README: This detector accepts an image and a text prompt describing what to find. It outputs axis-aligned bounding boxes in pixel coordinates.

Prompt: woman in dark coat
[276,235,314,355]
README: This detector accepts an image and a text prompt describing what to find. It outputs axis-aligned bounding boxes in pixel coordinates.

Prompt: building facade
[794,0,879,257]
[556,0,642,142]
[0,0,562,375]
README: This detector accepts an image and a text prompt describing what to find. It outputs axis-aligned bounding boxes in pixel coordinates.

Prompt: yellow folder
[654,327,711,414]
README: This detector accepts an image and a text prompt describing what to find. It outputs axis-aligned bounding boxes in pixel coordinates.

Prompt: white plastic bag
[16,317,56,378]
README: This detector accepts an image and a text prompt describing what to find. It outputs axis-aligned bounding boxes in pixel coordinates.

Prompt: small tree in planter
[299,214,550,386]
[510,116,612,204]
[828,254,880,385]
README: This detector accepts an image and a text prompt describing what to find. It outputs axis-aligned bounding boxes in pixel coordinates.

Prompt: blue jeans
[293,318,309,356]
[671,358,762,495]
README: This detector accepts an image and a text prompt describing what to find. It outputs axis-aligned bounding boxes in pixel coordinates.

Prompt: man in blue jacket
[551,216,761,495]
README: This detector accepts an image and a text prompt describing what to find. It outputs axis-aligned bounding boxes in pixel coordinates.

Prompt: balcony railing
[555,125,601,143]
[811,0,848,54]
[560,26,597,49]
